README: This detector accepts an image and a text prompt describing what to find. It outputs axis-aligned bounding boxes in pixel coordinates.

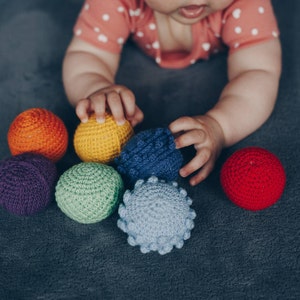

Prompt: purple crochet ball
[0,153,58,216]
[115,128,183,185]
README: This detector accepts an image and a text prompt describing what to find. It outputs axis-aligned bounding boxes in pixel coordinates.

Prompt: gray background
[0,0,299,299]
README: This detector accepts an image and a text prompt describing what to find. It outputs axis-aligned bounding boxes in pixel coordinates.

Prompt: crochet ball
[220,147,286,211]
[7,108,68,162]
[55,162,124,224]
[0,153,58,216]
[73,113,133,164]
[115,128,183,185]
[117,176,196,255]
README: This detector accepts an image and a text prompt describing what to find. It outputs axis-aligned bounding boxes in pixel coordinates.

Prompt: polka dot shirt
[74,0,280,69]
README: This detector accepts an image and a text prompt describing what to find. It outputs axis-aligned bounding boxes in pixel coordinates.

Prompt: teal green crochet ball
[55,162,124,224]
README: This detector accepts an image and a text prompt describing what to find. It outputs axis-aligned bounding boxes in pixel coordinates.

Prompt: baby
[63,0,281,186]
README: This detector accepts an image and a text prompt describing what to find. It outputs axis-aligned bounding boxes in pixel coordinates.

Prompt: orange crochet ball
[7,108,68,163]
[73,113,134,164]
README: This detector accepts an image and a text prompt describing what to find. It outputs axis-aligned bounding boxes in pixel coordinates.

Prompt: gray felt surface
[0,0,299,299]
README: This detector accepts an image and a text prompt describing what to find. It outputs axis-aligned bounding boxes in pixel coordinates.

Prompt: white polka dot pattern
[102,14,110,21]
[232,8,241,19]
[73,0,279,68]
[235,26,242,34]
[222,0,279,54]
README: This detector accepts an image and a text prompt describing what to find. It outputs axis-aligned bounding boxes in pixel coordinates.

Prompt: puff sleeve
[221,0,279,54]
[73,0,134,53]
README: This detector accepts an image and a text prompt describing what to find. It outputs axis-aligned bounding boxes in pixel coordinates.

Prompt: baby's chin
[170,9,214,25]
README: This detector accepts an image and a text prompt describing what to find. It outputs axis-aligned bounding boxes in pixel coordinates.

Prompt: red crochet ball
[220,147,286,211]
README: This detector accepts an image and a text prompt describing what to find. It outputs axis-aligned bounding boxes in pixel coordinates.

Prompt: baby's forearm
[62,38,143,125]
[207,68,280,147]
[63,52,114,106]
[62,41,119,106]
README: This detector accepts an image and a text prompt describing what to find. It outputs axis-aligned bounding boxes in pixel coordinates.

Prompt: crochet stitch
[74,113,133,163]
[220,147,286,211]
[117,176,196,255]
[55,162,124,224]
[0,153,58,216]
[115,128,183,186]
[7,108,68,162]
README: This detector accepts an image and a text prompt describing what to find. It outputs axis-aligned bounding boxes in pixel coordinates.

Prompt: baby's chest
[155,16,194,52]
[133,17,222,52]
[132,15,193,53]
[130,15,224,68]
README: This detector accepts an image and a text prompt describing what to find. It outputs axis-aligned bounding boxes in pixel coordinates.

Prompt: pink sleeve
[221,0,280,54]
[73,0,132,54]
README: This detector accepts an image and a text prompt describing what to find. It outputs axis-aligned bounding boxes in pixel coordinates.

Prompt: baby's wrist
[85,79,113,98]
[204,112,226,149]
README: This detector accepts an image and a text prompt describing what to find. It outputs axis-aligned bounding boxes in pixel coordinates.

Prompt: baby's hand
[169,115,225,186]
[76,84,144,127]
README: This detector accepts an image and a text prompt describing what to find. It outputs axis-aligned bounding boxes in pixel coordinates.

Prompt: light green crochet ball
[55,162,124,224]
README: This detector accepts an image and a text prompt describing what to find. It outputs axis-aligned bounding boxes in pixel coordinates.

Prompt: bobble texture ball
[55,162,124,224]
[117,176,196,255]
[0,153,58,216]
[7,108,68,162]
[115,128,183,185]
[74,113,134,163]
[221,147,286,211]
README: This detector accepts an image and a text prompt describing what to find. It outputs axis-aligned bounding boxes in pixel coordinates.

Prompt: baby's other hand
[169,115,225,186]
[75,84,144,127]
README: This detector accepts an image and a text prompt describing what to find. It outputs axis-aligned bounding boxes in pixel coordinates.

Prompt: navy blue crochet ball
[115,128,183,185]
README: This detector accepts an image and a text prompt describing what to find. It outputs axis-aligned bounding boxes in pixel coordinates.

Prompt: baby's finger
[169,116,199,134]
[90,93,106,123]
[129,106,144,127]
[106,91,126,125]
[179,148,211,178]
[189,159,215,186]
[76,98,91,123]
[174,129,206,149]
[119,89,136,118]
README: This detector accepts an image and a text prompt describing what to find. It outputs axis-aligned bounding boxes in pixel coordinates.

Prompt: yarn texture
[55,162,124,224]
[221,147,286,211]
[117,176,196,255]
[7,108,68,162]
[115,128,183,185]
[0,153,58,216]
[74,113,133,163]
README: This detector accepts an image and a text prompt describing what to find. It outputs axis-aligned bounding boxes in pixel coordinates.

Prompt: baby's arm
[209,38,282,146]
[63,37,143,126]
[170,38,282,185]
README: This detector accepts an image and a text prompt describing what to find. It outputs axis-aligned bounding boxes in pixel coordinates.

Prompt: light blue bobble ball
[117,176,196,255]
